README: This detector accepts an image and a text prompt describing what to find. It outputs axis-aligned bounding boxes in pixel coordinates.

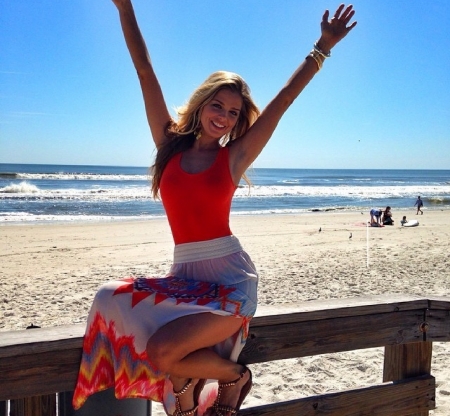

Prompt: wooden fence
[1,294,449,416]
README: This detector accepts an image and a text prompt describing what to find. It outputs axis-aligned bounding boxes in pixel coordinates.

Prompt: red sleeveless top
[159,147,237,245]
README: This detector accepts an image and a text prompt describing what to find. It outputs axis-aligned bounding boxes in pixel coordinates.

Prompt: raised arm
[230,4,357,179]
[112,0,171,148]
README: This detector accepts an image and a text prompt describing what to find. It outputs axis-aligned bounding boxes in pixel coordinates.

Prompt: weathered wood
[10,395,56,416]
[425,309,450,342]
[383,342,433,381]
[0,295,449,414]
[240,310,423,364]
[252,295,428,327]
[427,296,450,310]
[0,325,84,358]
[239,375,435,416]
[0,308,426,400]
[0,348,83,400]
[383,342,433,416]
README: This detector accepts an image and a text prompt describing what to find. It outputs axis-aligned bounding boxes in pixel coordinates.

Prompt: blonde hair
[151,71,260,199]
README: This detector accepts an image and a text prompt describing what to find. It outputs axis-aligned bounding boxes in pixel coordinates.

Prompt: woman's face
[199,89,243,141]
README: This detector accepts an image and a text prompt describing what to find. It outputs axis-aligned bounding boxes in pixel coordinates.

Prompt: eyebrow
[212,98,241,112]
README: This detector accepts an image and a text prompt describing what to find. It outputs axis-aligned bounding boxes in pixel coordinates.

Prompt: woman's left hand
[317,4,357,53]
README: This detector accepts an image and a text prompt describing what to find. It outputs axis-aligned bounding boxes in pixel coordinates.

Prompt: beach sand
[1,210,450,414]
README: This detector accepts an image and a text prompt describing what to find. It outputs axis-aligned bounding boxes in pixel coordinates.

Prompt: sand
[1,210,450,414]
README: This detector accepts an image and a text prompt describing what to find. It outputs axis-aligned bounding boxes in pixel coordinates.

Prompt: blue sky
[1,0,449,169]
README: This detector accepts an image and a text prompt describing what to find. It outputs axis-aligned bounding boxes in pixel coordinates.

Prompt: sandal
[172,378,206,416]
[208,367,253,415]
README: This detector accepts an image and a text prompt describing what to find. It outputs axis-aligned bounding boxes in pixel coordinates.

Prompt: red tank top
[159,146,237,245]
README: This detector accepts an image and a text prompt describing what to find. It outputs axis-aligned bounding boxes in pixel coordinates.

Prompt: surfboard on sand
[403,220,419,227]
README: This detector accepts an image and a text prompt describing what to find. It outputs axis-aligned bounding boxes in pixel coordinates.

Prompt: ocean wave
[0,181,40,194]
[0,173,19,179]
[427,196,450,204]
[0,212,164,223]
[9,172,150,181]
[234,184,450,199]
[2,183,450,202]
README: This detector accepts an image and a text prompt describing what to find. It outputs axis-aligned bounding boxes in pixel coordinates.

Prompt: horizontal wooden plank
[425,309,450,342]
[253,295,431,326]
[239,375,435,416]
[427,296,450,310]
[0,325,84,357]
[0,296,448,403]
[240,310,424,364]
[0,348,82,400]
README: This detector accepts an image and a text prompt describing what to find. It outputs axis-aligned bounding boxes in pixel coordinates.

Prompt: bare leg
[147,313,248,412]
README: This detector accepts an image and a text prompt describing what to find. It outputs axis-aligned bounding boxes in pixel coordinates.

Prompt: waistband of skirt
[173,235,243,263]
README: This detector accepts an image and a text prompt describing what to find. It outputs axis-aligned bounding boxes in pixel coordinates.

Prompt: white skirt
[73,235,258,414]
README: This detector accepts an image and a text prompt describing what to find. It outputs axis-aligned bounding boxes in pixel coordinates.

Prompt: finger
[343,10,356,25]
[322,9,330,24]
[346,21,357,31]
[340,5,354,21]
[333,4,345,19]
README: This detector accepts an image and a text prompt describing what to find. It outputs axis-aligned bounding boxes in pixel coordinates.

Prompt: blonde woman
[73,2,357,415]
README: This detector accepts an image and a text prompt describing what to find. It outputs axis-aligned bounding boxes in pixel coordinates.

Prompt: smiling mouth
[211,120,225,129]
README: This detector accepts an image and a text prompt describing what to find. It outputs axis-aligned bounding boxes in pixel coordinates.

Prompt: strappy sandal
[209,367,253,415]
[172,378,206,416]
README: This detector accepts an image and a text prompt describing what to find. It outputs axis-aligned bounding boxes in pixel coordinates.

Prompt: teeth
[212,121,224,128]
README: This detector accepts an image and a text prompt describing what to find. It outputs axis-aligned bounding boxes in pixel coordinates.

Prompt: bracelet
[307,49,324,71]
[313,41,331,58]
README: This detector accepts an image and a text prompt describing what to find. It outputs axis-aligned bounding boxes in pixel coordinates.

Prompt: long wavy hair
[151,71,260,199]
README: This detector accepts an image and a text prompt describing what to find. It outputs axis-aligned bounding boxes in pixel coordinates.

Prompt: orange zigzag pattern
[72,312,165,410]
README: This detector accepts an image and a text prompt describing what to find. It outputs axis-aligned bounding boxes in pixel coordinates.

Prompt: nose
[217,108,226,119]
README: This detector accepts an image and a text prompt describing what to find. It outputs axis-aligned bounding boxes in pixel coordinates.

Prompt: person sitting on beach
[414,196,424,215]
[72,2,357,415]
[400,215,408,226]
[382,206,394,225]
[370,208,383,226]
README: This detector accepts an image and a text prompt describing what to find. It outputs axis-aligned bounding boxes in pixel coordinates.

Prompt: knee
[146,336,177,374]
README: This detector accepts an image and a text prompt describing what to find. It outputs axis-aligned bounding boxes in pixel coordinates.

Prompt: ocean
[1,163,449,223]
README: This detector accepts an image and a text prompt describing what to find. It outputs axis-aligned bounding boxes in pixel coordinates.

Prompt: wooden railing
[1,294,449,416]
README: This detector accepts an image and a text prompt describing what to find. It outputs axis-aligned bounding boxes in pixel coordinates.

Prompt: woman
[73,2,357,415]
[382,206,394,225]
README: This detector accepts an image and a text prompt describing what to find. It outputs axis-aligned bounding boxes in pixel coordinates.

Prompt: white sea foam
[0,212,164,223]
[2,183,450,202]
[15,173,150,181]
[234,185,450,199]
[0,181,40,194]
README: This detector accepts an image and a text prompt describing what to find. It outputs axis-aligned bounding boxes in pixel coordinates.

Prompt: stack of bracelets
[307,41,331,71]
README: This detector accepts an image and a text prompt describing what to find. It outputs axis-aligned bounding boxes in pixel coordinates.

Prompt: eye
[230,111,239,117]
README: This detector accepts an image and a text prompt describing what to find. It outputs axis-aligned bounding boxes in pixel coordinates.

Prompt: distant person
[382,206,394,225]
[414,196,424,215]
[370,208,383,226]
[400,215,408,226]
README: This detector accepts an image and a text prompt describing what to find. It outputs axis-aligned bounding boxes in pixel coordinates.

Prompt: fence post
[383,341,433,416]
[9,395,57,416]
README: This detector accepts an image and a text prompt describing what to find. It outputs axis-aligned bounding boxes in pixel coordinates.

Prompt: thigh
[149,313,244,358]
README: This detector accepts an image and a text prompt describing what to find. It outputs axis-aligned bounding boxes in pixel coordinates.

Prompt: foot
[172,378,205,416]
[205,367,252,416]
